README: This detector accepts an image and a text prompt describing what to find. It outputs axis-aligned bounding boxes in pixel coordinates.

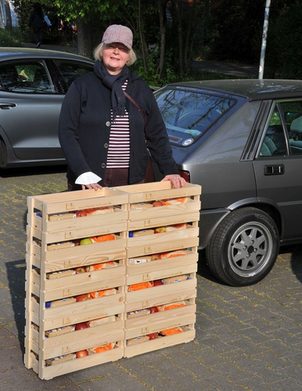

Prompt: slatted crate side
[31,240,126,273]
[43,293,125,330]
[33,209,128,237]
[32,344,124,380]
[126,312,196,340]
[30,324,39,354]
[40,324,125,360]
[126,302,196,336]
[31,269,41,298]
[127,227,199,255]
[127,236,199,259]
[125,277,197,312]
[44,273,125,302]
[31,242,41,268]
[127,252,198,277]
[128,198,201,222]
[124,327,195,358]
[128,211,200,231]
[43,238,127,263]
[117,182,201,204]
[31,188,128,215]
[32,215,128,243]
[37,201,48,378]
[126,260,198,286]
[45,262,125,287]
[30,296,40,325]
[24,197,37,369]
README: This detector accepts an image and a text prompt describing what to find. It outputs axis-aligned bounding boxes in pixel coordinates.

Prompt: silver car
[0,47,93,168]
[155,79,302,286]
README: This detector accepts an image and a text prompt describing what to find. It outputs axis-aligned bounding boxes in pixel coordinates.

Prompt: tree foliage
[12,0,302,83]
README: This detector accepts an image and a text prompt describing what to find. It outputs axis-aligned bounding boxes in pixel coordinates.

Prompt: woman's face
[102,43,130,75]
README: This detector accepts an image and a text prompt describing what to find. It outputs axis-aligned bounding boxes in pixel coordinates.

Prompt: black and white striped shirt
[106,80,130,168]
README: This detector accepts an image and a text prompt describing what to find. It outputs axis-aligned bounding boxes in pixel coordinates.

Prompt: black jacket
[58,66,178,184]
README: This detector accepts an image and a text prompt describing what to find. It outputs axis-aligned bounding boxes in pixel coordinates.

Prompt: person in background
[28,2,45,48]
[58,24,186,190]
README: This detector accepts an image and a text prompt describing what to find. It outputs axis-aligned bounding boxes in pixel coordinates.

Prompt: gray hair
[93,42,137,66]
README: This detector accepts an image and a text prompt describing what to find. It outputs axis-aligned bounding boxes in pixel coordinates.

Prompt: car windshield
[156,87,236,146]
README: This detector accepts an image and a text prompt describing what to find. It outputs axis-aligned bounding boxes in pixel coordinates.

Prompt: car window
[259,100,302,157]
[155,87,236,146]
[0,61,55,94]
[280,100,302,155]
[53,60,93,91]
[259,107,287,157]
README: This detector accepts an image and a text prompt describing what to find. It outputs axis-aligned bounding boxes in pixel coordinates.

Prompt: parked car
[155,79,302,286]
[0,47,93,168]
[1,51,301,287]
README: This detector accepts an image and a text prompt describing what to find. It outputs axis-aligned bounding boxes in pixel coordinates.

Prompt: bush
[0,28,23,47]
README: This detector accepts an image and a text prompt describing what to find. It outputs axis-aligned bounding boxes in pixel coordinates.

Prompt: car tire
[206,207,279,286]
[0,138,7,168]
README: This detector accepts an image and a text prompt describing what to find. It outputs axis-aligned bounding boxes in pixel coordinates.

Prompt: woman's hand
[162,174,187,188]
[81,183,103,190]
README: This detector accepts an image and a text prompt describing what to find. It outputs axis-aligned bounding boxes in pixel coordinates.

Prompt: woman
[59,24,186,190]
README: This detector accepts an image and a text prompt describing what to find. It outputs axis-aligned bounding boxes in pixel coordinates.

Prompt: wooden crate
[24,188,128,379]
[25,182,202,377]
[118,182,201,257]
[119,182,201,358]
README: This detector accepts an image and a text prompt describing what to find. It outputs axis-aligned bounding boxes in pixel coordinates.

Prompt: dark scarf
[94,60,129,117]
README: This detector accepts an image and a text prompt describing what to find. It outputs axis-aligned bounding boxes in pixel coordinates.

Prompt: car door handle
[0,103,16,109]
[264,164,284,176]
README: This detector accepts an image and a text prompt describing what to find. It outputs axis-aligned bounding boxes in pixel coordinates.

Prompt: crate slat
[118,182,201,203]
[128,227,199,246]
[128,211,200,231]
[127,254,198,282]
[126,304,196,333]
[127,236,199,258]
[43,324,124,359]
[126,278,197,310]
[128,200,201,221]
[124,329,195,358]
[43,239,126,263]
[44,274,125,302]
[43,294,125,330]
[35,347,124,380]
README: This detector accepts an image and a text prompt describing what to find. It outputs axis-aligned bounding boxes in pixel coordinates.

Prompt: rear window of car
[156,87,236,146]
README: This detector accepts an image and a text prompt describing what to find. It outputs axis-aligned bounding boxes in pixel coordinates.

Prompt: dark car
[155,79,302,286]
[0,47,93,168]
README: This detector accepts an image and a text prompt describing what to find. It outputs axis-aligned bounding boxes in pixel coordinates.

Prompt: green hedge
[0,28,23,47]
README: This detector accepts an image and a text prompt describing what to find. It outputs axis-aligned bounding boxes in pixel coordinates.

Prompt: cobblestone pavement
[0,168,301,391]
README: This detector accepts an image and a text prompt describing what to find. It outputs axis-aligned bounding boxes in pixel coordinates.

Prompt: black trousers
[68,162,154,191]
[68,168,129,191]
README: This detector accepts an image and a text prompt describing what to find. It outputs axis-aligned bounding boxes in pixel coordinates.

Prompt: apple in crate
[80,238,93,245]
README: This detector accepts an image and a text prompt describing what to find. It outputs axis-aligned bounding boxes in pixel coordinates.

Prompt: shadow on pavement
[287,244,302,284]
[5,259,26,353]
[197,250,221,283]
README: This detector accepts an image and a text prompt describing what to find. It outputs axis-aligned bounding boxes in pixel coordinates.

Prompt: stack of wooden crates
[24,182,201,379]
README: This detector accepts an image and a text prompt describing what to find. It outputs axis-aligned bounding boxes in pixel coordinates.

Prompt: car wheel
[206,207,279,286]
[0,138,7,168]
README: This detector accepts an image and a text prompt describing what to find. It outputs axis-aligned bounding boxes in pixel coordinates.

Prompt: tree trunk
[184,4,194,71]
[4,0,12,29]
[175,0,183,76]
[157,0,166,79]
[138,0,148,73]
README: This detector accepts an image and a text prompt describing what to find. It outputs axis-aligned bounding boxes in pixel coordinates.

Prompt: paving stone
[0,170,301,390]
